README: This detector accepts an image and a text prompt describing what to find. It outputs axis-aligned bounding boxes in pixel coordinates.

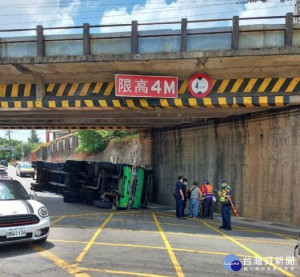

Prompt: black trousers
[203,197,213,218]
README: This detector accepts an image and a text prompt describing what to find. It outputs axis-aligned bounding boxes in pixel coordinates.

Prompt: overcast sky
[0,0,295,141]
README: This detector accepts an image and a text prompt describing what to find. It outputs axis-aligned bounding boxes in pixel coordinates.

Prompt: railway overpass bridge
[0,13,300,130]
[1,14,300,225]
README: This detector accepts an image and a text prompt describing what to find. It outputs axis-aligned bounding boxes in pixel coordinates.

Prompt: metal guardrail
[0,13,298,57]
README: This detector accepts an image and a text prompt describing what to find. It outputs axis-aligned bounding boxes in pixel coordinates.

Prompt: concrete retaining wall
[152,109,300,225]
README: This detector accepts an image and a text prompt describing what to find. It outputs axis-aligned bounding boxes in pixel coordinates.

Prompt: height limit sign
[188,74,213,98]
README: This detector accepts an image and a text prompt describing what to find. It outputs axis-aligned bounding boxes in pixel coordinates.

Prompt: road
[0,165,299,277]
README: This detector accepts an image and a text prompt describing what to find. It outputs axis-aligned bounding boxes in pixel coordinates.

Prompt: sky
[0,0,295,141]
[0,130,48,143]
[0,0,295,32]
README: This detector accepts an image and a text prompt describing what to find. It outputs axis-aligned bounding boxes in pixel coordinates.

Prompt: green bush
[75,130,138,154]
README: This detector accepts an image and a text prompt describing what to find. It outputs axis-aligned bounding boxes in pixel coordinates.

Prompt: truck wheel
[63,190,80,198]
[93,200,113,209]
[63,196,80,203]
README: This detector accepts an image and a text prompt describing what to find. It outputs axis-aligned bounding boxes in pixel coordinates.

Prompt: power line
[0,3,292,27]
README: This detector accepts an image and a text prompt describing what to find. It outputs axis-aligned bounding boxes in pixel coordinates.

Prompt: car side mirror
[29,191,37,199]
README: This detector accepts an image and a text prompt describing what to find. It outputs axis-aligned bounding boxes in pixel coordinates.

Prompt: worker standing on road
[174,176,185,219]
[188,181,201,218]
[199,180,206,217]
[218,179,232,230]
[202,180,214,219]
[183,178,188,216]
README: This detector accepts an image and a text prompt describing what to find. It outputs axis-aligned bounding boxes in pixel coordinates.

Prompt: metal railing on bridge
[0,13,299,58]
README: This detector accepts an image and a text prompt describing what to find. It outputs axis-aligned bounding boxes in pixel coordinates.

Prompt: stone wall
[152,109,300,225]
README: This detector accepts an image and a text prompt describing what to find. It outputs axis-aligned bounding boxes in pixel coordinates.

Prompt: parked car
[295,232,300,265]
[0,160,8,167]
[0,168,8,178]
[0,179,50,244]
[16,163,34,177]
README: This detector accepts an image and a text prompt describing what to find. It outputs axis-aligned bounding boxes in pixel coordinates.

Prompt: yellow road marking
[32,245,89,276]
[79,266,171,277]
[201,220,295,277]
[51,215,66,226]
[155,211,298,240]
[75,213,114,264]
[51,210,144,220]
[166,231,295,245]
[50,239,251,258]
[152,212,184,277]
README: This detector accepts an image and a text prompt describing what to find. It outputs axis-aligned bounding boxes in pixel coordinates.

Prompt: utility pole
[5,130,12,160]
[295,0,300,22]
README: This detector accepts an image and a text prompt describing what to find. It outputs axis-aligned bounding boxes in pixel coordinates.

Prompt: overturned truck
[31,160,153,209]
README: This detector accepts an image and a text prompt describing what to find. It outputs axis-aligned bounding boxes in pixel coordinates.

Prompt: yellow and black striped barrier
[0,126,130,130]
[0,78,298,109]
[0,96,290,109]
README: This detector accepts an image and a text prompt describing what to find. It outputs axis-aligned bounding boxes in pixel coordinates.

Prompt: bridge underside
[1,50,300,129]
[1,50,300,83]
[0,106,291,130]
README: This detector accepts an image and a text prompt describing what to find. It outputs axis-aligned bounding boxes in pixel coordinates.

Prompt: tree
[75,130,113,154]
[28,130,40,144]
[15,143,36,160]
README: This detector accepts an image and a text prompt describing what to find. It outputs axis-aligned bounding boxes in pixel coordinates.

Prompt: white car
[295,233,300,265]
[0,179,50,244]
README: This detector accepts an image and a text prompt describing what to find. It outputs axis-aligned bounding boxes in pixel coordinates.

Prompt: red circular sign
[188,74,213,98]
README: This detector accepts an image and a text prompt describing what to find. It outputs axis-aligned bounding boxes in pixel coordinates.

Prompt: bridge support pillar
[139,130,152,169]
[36,75,45,101]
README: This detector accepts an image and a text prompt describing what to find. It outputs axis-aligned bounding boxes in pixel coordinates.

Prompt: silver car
[295,233,300,265]
[0,180,50,244]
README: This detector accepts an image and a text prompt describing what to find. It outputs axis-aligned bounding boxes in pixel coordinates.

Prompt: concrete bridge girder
[1,49,300,84]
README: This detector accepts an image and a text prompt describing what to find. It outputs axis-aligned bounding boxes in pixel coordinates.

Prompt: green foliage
[15,143,36,159]
[28,130,40,144]
[76,130,138,154]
